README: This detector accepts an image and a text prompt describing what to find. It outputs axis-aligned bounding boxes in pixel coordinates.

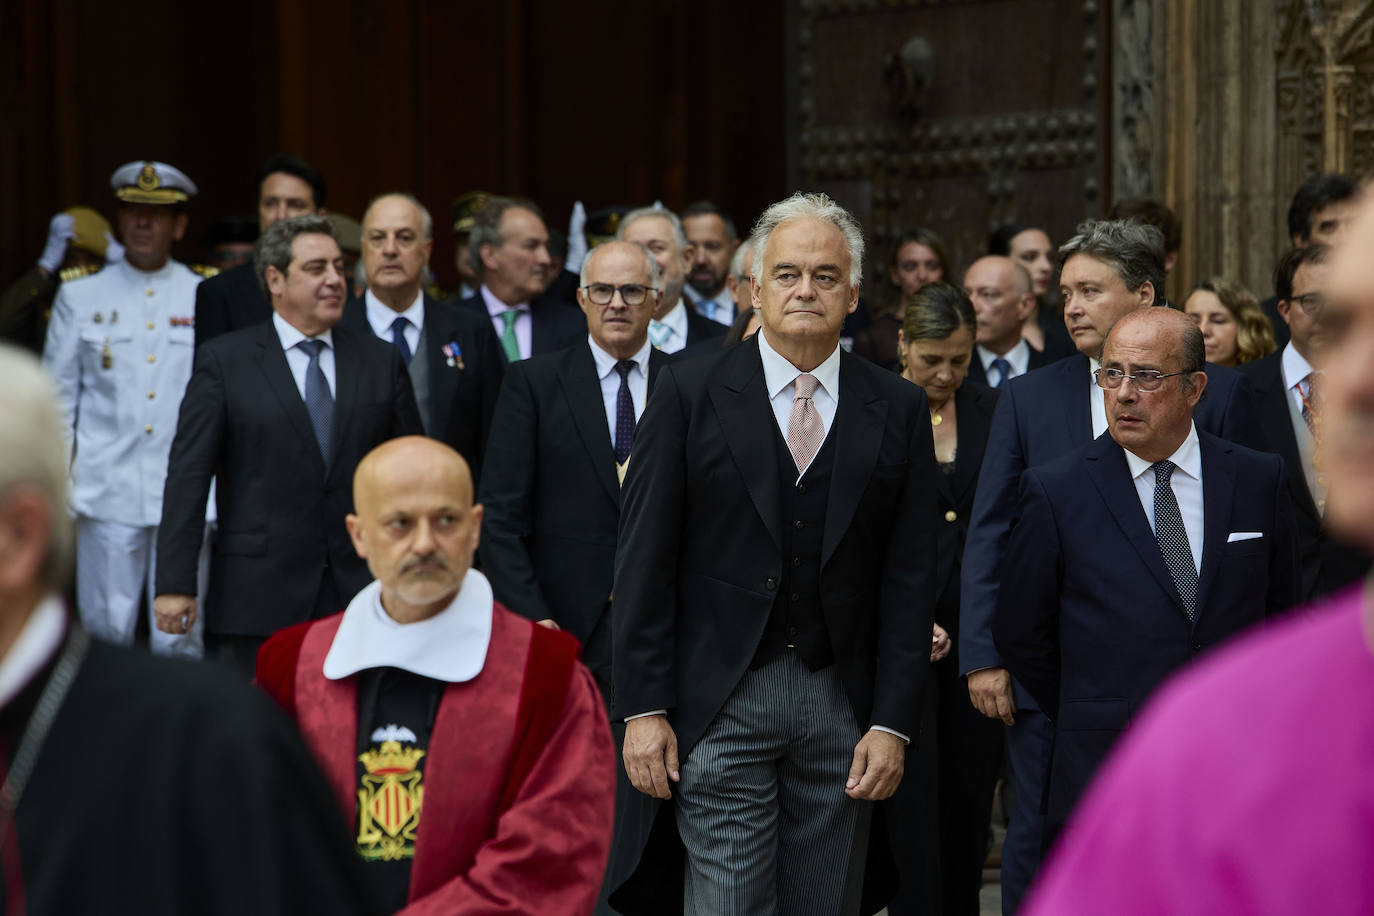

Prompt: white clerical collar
[0,594,66,711]
[1122,422,1202,482]
[588,334,652,382]
[364,288,425,338]
[1281,340,1315,391]
[322,569,494,682]
[757,327,841,402]
[272,310,334,351]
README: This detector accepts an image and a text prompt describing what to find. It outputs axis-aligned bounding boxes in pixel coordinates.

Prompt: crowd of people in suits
[1,150,1371,915]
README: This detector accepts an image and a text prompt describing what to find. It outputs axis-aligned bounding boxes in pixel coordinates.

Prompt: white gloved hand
[38,213,75,273]
[103,231,124,264]
[565,200,588,273]
[651,200,665,211]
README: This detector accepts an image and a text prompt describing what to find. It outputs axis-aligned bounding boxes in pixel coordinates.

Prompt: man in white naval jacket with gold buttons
[42,160,207,657]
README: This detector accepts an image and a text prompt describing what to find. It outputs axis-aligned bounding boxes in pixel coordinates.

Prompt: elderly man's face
[1317,192,1374,552]
[751,217,858,348]
[620,215,688,319]
[363,195,432,299]
[1061,253,1153,357]
[482,207,552,302]
[1102,316,1205,462]
[346,438,482,621]
[965,256,1032,353]
[578,242,658,360]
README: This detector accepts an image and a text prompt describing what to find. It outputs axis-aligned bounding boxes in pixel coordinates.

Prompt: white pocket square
[1227,531,1264,542]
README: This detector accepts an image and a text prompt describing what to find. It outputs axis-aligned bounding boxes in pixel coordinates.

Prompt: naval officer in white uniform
[42,160,207,657]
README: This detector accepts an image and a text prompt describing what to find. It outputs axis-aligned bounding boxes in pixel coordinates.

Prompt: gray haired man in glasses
[993,306,1298,849]
[1239,243,1371,601]
[478,239,669,913]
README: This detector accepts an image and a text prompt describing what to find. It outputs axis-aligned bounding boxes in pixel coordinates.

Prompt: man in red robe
[257,435,616,914]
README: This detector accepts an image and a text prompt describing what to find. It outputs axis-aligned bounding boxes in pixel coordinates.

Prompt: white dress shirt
[757,329,840,480]
[977,338,1031,387]
[323,571,495,682]
[683,284,733,324]
[1123,422,1204,575]
[364,288,424,352]
[649,300,691,354]
[1089,357,1108,438]
[272,311,336,400]
[481,284,531,360]
[589,335,651,441]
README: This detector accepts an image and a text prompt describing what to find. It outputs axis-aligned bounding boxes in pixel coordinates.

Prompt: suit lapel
[1195,434,1235,616]
[253,322,325,475]
[951,384,994,504]
[529,301,553,358]
[423,295,457,436]
[822,353,886,567]
[328,327,361,476]
[1061,355,1094,444]
[710,337,782,550]
[560,343,621,506]
[1085,437,1190,618]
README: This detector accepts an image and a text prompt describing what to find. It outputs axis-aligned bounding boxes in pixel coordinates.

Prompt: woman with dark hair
[989,222,1076,360]
[851,227,952,371]
[1184,277,1277,367]
[886,282,1005,916]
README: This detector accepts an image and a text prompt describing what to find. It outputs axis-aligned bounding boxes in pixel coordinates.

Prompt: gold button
[147,321,156,330]
[147,391,156,399]
[144,425,153,434]
[944,510,957,522]
[147,354,155,363]
[145,288,154,297]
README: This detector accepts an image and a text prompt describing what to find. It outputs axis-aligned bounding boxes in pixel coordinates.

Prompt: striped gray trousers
[676,650,873,915]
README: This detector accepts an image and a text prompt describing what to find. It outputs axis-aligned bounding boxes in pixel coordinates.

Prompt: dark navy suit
[993,431,1298,827]
[958,351,1263,912]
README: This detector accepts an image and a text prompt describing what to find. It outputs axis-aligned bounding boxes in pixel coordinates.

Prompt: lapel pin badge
[443,342,465,370]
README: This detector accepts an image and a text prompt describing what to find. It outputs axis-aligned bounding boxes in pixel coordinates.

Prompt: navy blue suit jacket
[993,431,1298,822]
[959,353,1264,709]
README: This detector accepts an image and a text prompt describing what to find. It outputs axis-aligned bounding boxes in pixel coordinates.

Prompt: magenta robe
[1025,583,1374,915]
[257,601,616,915]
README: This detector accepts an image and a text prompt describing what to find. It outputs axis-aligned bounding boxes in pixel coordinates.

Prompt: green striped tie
[500,309,521,361]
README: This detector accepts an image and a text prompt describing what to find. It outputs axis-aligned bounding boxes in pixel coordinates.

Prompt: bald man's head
[1101,307,1208,462]
[346,436,482,623]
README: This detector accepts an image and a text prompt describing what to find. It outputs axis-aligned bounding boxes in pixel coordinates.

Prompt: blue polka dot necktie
[389,316,412,368]
[298,338,333,463]
[613,360,636,465]
[1152,460,1197,621]
[991,357,1012,388]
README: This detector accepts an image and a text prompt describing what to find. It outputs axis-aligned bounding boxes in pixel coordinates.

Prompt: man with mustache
[959,218,1263,912]
[154,215,421,675]
[256,436,616,914]
[1239,243,1370,601]
[993,307,1298,845]
[42,161,208,658]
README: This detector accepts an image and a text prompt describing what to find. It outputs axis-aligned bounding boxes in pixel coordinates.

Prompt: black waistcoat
[751,422,837,671]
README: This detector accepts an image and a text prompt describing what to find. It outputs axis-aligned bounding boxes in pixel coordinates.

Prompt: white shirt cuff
[625,709,667,722]
[870,725,910,744]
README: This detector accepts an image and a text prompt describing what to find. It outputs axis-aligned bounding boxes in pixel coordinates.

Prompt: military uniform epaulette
[58,264,102,284]
[189,264,220,279]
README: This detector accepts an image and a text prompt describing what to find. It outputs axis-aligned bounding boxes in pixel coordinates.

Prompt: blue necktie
[298,339,333,462]
[1152,460,1197,621]
[390,316,412,367]
[613,360,636,465]
[991,357,1012,388]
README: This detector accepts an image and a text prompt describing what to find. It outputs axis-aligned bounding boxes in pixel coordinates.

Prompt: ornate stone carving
[1112,0,1155,199]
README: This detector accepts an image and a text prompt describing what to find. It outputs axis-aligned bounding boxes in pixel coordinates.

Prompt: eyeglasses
[1289,292,1326,315]
[1094,368,1192,391]
[580,283,656,306]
